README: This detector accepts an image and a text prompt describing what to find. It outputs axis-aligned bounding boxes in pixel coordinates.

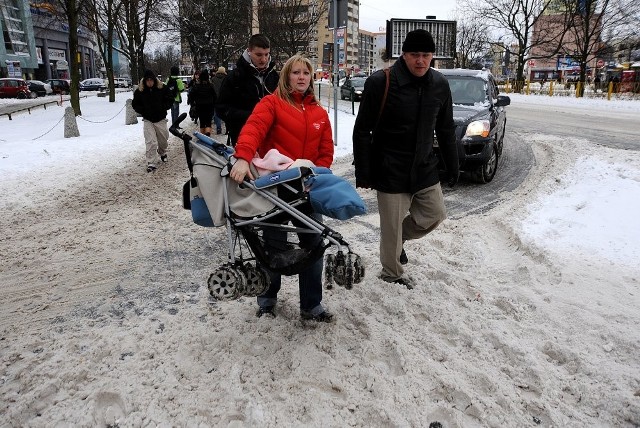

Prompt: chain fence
[0,98,130,142]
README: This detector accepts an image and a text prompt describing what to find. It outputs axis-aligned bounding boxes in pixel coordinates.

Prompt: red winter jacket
[235,91,334,168]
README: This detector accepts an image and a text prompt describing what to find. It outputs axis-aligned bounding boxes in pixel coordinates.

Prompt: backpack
[167,77,179,100]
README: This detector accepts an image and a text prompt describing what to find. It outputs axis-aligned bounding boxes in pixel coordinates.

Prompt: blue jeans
[170,101,180,125]
[212,109,222,133]
[257,213,325,315]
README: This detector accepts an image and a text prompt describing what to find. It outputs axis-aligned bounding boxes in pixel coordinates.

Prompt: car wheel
[17,92,27,99]
[470,141,498,183]
[30,92,38,98]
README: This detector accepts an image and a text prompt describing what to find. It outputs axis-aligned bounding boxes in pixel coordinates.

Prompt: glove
[447,171,459,188]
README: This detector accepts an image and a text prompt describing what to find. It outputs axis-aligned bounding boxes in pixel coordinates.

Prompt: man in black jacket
[215,34,279,146]
[353,29,459,289]
[132,69,173,172]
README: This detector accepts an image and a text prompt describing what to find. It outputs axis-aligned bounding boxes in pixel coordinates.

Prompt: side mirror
[495,95,511,107]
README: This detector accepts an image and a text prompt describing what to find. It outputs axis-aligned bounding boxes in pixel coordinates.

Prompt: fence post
[64,106,80,138]
[125,99,138,125]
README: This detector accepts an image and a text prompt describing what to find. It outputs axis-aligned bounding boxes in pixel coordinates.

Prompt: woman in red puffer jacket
[231,55,334,172]
[229,54,335,323]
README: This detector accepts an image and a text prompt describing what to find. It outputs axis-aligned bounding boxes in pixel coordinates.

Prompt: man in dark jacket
[216,34,279,146]
[353,29,459,289]
[132,69,173,172]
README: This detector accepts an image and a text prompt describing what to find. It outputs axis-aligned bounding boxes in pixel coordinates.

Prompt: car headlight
[464,120,490,138]
[355,90,362,95]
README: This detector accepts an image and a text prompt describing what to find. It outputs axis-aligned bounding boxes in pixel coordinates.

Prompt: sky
[357,0,459,33]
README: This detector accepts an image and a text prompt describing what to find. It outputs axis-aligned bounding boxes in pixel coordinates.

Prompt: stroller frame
[171,114,364,301]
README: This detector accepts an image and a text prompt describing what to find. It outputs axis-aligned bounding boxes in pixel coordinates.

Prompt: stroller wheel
[207,266,246,300]
[324,254,336,289]
[333,251,365,289]
[242,264,270,297]
[347,253,365,287]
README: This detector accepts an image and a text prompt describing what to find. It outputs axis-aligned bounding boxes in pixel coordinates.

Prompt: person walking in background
[216,34,279,146]
[132,69,174,173]
[228,55,335,322]
[211,66,227,135]
[187,69,217,136]
[187,70,200,124]
[165,66,185,126]
[352,29,459,289]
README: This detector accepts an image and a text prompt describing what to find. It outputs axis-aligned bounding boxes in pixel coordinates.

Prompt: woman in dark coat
[188,69,217,136]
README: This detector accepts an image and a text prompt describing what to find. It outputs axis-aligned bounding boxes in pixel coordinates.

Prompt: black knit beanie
[143,69,156,80]
[402,29,436,53]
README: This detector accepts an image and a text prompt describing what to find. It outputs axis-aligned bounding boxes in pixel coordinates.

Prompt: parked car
[46,78,70,95]
[112,77,131,88]
[340,76,367,101]
[0,78,31,99]
[27,80,53,97]
[434,69,511,183]
[80,78,107,91]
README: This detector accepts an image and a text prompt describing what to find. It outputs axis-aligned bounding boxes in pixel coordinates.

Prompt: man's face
[402,52,434,77]
[248,46,271,70]
[145,77,155,87]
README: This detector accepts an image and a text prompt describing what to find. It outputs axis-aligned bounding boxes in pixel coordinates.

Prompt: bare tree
[51,0,93,115]
[455,15,490,69]
[460,0,553,91]
[257,0,330,59]
[156,0,252,71]
[116,0,155,82]
[87,0,125,102]
[557,0,637,96]
[144,45,182,78]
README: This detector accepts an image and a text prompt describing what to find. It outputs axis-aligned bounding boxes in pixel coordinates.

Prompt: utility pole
[332,0,338,146]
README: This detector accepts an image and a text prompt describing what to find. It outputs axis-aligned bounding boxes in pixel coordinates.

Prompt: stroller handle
[169,113,191,141]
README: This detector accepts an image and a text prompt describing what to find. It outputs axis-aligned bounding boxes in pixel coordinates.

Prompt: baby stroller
[170,114,366,301]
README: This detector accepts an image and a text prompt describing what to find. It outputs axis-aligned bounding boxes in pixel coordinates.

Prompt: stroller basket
[169,113,365,300]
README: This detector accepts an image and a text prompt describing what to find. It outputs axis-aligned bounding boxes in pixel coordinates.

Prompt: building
[357,29,374,74]
[316,0,359,76]
[528,8,602,82]
[30,4,99,81]
[1,0,38,78]
[385,18,456,68]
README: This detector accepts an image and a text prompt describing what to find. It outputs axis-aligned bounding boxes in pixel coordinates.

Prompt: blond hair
[276,54,317,107]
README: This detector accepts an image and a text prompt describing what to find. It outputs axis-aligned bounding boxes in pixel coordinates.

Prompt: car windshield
[349,77,366,87]
[446,76,488,106]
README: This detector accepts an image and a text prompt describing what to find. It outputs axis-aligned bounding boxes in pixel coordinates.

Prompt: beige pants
[143,118,169,165]
[377,183,446,280]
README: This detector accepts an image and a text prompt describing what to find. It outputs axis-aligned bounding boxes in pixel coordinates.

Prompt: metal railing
[499,80,640,100]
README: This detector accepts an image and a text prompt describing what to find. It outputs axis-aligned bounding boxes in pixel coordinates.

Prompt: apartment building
[315,0,359,75]
[1,0,37,77]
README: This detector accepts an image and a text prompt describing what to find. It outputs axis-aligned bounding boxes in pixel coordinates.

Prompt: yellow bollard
[549,81,554,96]
[526,81,530,95]
[607,82,613,100]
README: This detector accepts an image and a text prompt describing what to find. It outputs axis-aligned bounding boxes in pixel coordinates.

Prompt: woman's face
[288,62,311,94]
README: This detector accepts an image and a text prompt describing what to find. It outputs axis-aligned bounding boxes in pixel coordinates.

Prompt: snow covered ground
[0,92,639,426]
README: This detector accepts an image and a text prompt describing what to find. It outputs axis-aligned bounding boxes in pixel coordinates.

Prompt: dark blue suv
[434,69,511,183]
